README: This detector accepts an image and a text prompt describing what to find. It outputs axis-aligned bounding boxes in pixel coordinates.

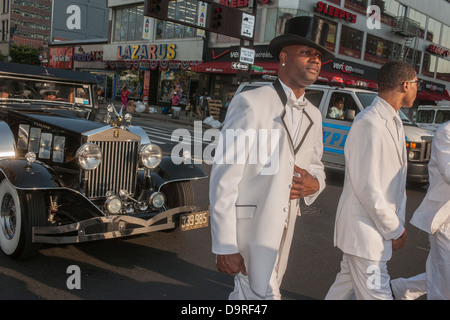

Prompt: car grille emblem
[114,130,119,138]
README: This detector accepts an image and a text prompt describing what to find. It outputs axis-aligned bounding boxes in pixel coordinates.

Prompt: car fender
[0,159,61,189]
[150,156,208,189]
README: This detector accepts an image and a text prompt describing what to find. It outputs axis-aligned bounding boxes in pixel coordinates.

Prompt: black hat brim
[269,35,335,61]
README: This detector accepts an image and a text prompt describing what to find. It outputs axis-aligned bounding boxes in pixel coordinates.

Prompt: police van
[414,102,450,132]
[234,78,433,184]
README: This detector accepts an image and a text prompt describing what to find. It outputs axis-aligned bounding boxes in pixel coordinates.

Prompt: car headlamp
[140,144,162,169]
[76,143,102,170]
[105,195,122,214]
[149,192,165,209]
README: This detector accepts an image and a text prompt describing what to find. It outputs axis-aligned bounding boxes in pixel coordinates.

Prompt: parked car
[234,78,433,184]
[0,62,208,259]
[414,103,450,132]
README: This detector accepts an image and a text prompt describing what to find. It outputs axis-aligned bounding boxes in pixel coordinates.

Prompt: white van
[234,80,433,184]
[415,103,450,132]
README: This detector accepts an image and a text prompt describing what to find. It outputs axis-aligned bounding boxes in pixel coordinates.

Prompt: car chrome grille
[86,140,139,198]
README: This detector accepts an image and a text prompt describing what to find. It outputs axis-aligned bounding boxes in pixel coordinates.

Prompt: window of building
[436,58,450,82]
[373,0,399,27]
[113,1,198,43]
[441,24,450,49]
[344,0,368,15]
[407,8,426,39]
[365,34,393,65]
[339,25,363,59]
[422,52,437,78]
[426,18,441,44]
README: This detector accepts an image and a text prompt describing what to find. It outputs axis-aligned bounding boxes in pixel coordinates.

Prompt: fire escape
[392,16,420,65]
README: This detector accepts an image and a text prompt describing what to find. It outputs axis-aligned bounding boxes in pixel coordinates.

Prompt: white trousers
[229,270,281,300]
[391,223,450,300]
[325,253,393,300]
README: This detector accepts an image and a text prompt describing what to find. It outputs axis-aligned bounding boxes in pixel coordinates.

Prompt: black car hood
[9,107,104,134]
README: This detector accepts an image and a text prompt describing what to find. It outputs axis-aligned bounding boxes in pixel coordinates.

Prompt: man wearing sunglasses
[326,61,418,299]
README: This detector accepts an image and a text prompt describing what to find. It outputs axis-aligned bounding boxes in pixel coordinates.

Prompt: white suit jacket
[333,97,407,262]
[209,81,325,297]
[411,121,450,234]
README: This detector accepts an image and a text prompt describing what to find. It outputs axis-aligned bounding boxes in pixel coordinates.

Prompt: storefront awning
[190,61,279,75]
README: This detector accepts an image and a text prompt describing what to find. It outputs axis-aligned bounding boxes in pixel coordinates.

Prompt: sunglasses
[399,79,423,91]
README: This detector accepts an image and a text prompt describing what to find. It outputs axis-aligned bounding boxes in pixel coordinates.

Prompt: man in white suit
[326,61,419,300]
[209,16,333,300]
[391,121,450,300]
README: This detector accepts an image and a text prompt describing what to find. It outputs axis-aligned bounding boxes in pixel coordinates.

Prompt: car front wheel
[0,179,46,259]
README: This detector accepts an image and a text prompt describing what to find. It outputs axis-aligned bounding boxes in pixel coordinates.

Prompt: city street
[0,118,430,300]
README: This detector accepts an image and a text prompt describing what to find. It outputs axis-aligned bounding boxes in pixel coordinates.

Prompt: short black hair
[377,61,416,92]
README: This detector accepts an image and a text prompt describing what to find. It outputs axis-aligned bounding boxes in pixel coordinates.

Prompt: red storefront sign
[49,47,74,69]
[316,1,357,23]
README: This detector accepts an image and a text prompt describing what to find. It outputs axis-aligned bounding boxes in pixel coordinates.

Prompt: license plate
[180,211,209,231]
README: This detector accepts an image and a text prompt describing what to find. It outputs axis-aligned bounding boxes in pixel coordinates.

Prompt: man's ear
[279,50,287,65]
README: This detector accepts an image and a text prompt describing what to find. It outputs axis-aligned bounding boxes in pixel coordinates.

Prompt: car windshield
[356,91,413,125]
[0,76,92,106]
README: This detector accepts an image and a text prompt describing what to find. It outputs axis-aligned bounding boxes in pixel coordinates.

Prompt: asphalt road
[0,118,430,301]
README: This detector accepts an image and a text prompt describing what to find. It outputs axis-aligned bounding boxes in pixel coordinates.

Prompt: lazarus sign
[118,44,177,60]
[316,1,357,23]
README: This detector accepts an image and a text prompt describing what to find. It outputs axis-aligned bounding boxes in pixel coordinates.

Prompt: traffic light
[144,0,169,20]
[210,4,224,29]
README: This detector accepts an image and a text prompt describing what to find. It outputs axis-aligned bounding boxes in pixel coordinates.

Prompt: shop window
[365,34,393,65]
[436,58,450,82]
[339,25,363,59]
[263,8,309,43]
[422,53,437,78]
[316,17,337,53]
[155,0,199,40]
[326,93,359,122]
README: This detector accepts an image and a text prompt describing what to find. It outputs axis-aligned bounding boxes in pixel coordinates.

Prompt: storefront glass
[159,67,199,106]
[441,24,450,49]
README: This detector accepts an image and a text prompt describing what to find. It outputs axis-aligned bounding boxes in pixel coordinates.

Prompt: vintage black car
[0,62,208,259]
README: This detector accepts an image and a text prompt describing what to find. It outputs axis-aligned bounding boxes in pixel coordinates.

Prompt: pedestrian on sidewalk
[121,86,130,111]
[200,91,211,120]
[326,61,418,300]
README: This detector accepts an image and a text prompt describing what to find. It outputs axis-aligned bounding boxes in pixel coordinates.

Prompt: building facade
[194,0,450,106]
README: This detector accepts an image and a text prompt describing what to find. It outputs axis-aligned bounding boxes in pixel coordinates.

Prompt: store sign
[332,61,364,75]
[316,1,357,23]
[73,51,103,62]
[219,0,270,8]
[428,44,450,58]
[49,47,73,69]
[117,43,177,60]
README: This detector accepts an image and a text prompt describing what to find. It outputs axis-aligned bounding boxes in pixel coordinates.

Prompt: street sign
[231,62,249,70]
[241,13,255,38]
[240,47,255,64]
[251,65,263,72]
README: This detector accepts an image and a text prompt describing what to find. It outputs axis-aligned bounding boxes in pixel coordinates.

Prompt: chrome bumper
[32,206,207,244]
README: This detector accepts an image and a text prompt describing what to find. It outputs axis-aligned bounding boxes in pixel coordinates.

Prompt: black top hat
[269,16,334,61]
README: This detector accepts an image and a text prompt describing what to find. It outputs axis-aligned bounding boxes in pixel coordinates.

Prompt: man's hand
[392,230,407,251]
[290,166,319,199]
[216,253,247,275]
